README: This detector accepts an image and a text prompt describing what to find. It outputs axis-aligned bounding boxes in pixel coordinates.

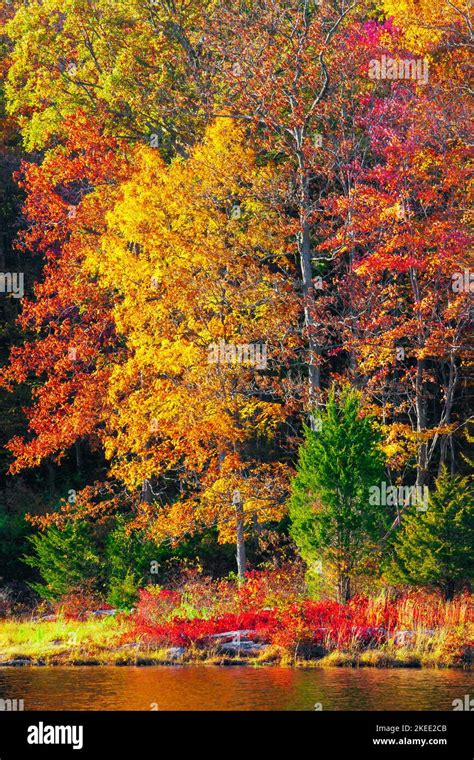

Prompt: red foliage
[1,112,127,481]
[126,574,472,653]
[54,591,112,621]
[128,585,391,649]
[271,597,390,651]
[131,608,279,648]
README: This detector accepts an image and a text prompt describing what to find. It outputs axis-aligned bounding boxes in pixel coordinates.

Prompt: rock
[206,629,266,657]
[207,629,257,640]
[394,629,435,645]
[166,647,185,659]
[394,630,415,645]
[217,641,268,656]
[91,609,117,617]
[116,642,141,650]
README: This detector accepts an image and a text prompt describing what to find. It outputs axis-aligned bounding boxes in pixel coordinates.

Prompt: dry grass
[0,593,471,668]
[0,616,128,663]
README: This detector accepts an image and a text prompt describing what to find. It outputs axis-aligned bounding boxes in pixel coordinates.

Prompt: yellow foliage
[381,0,467,52]
[86,120,298,543]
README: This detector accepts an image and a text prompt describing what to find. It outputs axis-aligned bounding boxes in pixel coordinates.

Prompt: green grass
[0,617,128,661]
[0,617,192,665]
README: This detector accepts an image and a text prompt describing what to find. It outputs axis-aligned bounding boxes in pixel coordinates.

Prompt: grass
[308,625,472,669]
[0,612,471,668]
[0,617,203,665]
[0,617,128,663]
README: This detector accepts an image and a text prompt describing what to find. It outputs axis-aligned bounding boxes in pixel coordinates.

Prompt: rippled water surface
[0,666,472,711]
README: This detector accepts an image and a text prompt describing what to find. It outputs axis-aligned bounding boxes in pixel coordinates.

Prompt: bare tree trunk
[141,479,153,504]
[295,141,320,404]
[439,354,457,471]
[74,441,82,476]
[233,490,247,581]
[47,461,56,494]
[415,358,429,488]
[337,574,351,604]
[444,580,455,602]
[410,268,429,488]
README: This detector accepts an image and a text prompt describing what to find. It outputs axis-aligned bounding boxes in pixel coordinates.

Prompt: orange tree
[78,120,301,576]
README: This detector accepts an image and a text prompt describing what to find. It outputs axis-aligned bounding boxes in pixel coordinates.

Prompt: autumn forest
[0,0,472,683]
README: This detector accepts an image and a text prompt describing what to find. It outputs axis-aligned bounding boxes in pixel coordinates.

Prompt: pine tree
[388,467,473,600]
[24,522,102,601]
[105,517,159,609]
[289,386,386,602]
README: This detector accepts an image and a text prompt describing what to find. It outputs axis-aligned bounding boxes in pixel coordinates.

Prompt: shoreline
[0,649,471,670]
[2,612,471,671]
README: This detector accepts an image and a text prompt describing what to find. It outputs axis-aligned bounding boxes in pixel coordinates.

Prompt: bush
[107,569,142,611]
[24,521,103,601]
[289,385,387,602]
[105,516,160,609]
[54,589,110,621]
[124,570,473,660]
[387,468,474,600]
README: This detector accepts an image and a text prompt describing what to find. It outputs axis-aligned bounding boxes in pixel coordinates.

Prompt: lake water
[0,666,472,711]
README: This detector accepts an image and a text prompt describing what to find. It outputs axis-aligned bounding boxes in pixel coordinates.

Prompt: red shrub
[54,590,110,621]
[125,572,473,655]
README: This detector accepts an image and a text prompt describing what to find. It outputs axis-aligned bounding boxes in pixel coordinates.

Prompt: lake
[0,666,472,711]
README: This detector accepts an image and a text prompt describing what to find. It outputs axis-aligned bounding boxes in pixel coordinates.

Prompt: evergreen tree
[387,467,473,600]
[289,386,386,602]
[24,521,102,601]
[105,516,159,609]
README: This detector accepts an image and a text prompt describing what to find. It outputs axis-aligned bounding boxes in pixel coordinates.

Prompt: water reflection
[0,666,471,711]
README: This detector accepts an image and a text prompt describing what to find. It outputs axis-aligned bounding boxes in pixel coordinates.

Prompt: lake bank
[0,617,471,669]
[2,588,472,671]
[0,653,472,669]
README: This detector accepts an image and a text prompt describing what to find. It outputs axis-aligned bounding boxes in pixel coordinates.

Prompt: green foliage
[21,513,240,608]
[105,516,159,609]
[387,467,474,600]
[107,569,141,611]
[289,385,387,601]
[24,521,102,601]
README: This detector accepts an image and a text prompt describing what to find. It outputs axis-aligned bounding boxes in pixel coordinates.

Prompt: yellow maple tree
[86,119,300,569]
